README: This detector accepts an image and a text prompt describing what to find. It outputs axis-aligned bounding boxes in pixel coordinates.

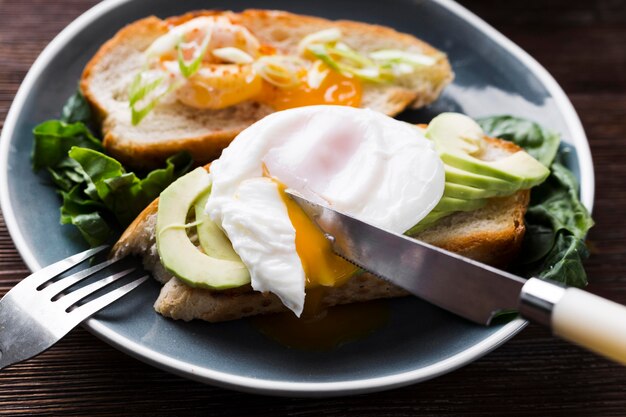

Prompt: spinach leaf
[526,161,594,241]
[478,115,560,167]
[480,116,593,287]
[31,90,194,246]
[536,233,589,288]
[60,90,93,125]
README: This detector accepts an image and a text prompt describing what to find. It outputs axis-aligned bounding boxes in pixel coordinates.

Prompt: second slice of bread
[81,10,453,169]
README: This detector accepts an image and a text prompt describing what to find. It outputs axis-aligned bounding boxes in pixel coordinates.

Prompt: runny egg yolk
[270,179,357,290]
[177,64,263,110]
[179,63,362,110]
[257,68,362,110]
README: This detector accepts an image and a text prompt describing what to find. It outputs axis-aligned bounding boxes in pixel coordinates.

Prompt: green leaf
[480,115,594,287]
[61,90,93,124]
[478,115,560,167]
[526,162,594,240]
[59,186,112,246]
[517,223,556,265]
[59,185,106,224]
[69,147,193,227]
[69,213,114,247]
[32,120,102,170]
[31,90,194,246]
[537,233,589,287]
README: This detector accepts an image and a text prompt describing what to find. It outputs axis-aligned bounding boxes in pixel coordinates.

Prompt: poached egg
[206,106,445,316]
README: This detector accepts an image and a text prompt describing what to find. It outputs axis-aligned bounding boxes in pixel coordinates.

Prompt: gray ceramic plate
[0,0,594,397]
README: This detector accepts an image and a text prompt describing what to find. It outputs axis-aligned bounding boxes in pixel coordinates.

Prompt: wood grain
[0,0,625,415]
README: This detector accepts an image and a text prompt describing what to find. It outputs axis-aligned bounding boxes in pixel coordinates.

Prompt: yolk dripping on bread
[276,181,357,288]
[262,166,356,290]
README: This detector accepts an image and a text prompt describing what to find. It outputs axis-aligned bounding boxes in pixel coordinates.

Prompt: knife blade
[286,190,526,325]
[286,191,626,365]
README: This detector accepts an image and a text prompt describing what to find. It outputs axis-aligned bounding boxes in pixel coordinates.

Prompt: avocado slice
[435,196,488,212]
[444,165,517,192]
[405,210,450,235]
[156,167,250,289]
[444,182,509,200]
[194,189,243,262]
[427,113,549,188]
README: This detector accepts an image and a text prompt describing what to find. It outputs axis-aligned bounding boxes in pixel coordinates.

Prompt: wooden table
[1,0,625,415]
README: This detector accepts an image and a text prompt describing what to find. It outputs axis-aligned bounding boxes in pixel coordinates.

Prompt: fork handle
[520,278,626,365]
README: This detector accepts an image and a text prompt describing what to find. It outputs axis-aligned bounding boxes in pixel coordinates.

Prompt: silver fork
[0,245,148,370]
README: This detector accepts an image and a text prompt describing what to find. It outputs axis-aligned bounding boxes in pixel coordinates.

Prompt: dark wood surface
[1,0,625,415]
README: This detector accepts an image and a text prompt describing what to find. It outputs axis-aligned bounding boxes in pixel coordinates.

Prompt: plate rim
[0,0,594,396]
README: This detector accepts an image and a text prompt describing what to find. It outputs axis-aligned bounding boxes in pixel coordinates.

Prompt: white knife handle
[520,278,626,365]
[553,288,626,365]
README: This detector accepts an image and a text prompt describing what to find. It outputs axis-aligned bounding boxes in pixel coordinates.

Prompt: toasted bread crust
[414,191,529,268]
[112,137,531,322]
[81,10,453,169]
[81,16,168,119]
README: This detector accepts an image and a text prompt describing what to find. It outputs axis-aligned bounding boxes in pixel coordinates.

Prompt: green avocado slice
[427,113,549,188]
[405,210,450,235]
[156,167,250,289]
[444,165,517,192]
[434,196,488,212]
[194,189,243,262]
[443,182,509,200]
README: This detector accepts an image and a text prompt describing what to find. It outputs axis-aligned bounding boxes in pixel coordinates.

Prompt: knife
[287,191,626,365]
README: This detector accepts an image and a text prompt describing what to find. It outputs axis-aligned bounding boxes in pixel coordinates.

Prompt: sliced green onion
[128,72,163,107]
[129,72,165,125]
[370,49,438,77]
[349,66,383,81]
[212,47,254,64]
[369,49,437,66]
[129,71,179,125]
[306,43,389,83]
[306,60,330,89]
[333,42,372,67]
[297,28,342,55]
[306,44,341,72]
[131,98,159,126]
[177,28,213,78]
[253,55,305,88]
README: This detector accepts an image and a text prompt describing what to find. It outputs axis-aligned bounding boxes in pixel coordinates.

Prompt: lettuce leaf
[479,116,593,286]
[32,91,194,246]
[32,120,102,171]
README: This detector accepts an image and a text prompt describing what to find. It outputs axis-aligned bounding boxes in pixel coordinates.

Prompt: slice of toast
[111,137,530,322]
[81,10,453,169]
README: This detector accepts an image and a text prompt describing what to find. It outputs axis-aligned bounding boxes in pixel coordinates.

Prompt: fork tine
[69,275,149,322]
[56,267,136,311]
[26,245,109,289]
[39,258,120,299]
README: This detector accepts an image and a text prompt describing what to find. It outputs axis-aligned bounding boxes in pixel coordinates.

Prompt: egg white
[206,106,445,315]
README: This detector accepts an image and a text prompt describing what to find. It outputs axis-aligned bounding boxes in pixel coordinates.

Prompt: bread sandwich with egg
[80,10,453,169]
[111,107,549,323]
